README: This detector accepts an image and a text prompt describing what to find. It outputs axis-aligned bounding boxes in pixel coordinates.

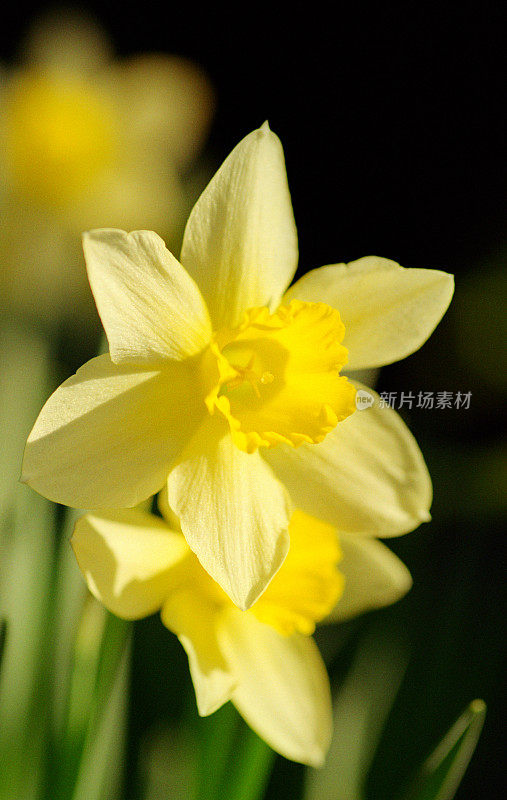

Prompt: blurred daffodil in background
[23,123,453,612]
[71,501,412,766]
[0,11,214,331]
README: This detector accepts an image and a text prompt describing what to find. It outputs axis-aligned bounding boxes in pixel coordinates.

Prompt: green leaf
[402,700,486,800]
[0,322,56,800]
[51,608,131,800]
[140,725,198,800]
[0,321,54,524]
[50,508,89,746]
[196,702,240,800]
[69,613,131,800]
[50,597,108,798]
[305,622,408,800]
[219,723,275,800]
[196,703,275,800]
[0,620,5,671]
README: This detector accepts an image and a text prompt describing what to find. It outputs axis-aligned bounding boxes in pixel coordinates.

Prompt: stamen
[222,352,273,399]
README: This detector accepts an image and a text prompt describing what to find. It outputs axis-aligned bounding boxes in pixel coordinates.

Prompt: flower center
[220,343,275,398]
[204,300,357,453]
[4,70,116,207]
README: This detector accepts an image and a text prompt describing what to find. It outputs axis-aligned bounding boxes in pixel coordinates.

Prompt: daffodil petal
[263,384,432,536]
[324,535,412,623]
[168,417,292,610]
[161,590,236,716]
[218,609,332,767]
[22,354,204,508]
[180,123,298,329]
[157,484,182,531]
[71,509,190,619]
[83,229,212,363]
[285,256,454,369]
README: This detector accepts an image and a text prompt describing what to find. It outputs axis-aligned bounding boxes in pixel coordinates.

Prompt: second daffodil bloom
[71,500,413,765]
[22,123,454,609]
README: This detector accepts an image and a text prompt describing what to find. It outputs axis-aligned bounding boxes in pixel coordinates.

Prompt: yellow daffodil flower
[71,501,413,766]
[0,12,213,326]
[22,123,454,609]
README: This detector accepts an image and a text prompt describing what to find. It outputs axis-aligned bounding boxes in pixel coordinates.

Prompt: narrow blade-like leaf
[402,699,486,800]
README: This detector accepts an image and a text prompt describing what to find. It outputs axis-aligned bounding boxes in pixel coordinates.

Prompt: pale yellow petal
[22,354,204,508]
[180,123,298,329]
[161,590,236,716]
[285,256,454,369]
[252,509,344,636]
[324,535,412,622]
[157,484,181,531]
[71,509,190,619]
[263,383,432,536]
[218,609,332,766]
[83,229,211,364]
[168,417,292,610]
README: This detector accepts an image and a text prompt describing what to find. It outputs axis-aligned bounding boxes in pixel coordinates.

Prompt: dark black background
[2,2,505,798]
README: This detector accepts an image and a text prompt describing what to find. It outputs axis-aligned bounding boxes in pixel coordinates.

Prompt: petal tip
[195,694,230,717]
[231,581,267,612]
[435,269,455,307]
[307,748,327,769]
[401,569,414,595]
[389,557,413,599]
[230,533,290,612]
[82,227,123,241]
[444,271,455,301]
[416,508,432,525]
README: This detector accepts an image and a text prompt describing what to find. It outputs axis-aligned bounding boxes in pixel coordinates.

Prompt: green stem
[196,703,275,800]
